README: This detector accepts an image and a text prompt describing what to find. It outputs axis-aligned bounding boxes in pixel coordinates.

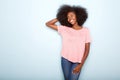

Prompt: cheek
[73,16,76,20]
[67,18,70,22]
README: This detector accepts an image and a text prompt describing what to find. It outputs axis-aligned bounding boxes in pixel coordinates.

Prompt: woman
[45,5,91,80]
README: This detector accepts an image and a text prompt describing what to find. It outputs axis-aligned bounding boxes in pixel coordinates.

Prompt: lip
[69,19,74,24]
[70,20,74,23]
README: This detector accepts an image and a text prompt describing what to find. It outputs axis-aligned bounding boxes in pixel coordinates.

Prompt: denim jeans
[61,57,81,80]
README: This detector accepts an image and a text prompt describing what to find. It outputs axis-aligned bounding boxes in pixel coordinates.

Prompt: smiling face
[67,12,77,25]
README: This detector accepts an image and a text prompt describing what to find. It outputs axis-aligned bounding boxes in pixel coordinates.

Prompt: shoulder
[57,25,70,29]
[83,27,90,31]
[57,25,69,33]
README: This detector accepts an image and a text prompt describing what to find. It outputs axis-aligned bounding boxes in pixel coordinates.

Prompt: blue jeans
[61,57,81,80]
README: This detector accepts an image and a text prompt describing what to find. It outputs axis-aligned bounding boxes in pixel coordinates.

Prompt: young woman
[46,5,91,80]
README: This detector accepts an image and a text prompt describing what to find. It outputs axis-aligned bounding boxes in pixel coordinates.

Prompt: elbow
[45,22,52,27]
[45,22,49,27]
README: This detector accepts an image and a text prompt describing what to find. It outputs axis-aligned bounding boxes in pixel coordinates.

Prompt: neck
[72,23,82,29]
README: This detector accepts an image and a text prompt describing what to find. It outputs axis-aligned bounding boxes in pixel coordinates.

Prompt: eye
[68,15,73,18]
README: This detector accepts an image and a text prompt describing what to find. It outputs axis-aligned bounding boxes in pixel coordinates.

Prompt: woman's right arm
[45,18,58,31]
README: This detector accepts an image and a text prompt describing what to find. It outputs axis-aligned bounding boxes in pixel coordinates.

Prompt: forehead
[67,12,75,15]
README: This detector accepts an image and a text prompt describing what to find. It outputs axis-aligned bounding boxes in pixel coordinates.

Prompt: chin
[71,22,76,25]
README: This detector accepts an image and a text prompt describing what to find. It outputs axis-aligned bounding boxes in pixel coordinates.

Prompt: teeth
[70,20,73,22]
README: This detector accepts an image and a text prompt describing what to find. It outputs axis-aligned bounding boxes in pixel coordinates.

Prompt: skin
[46,11,90,74]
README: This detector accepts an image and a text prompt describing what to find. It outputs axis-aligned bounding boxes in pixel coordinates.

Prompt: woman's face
[67,12,77,25]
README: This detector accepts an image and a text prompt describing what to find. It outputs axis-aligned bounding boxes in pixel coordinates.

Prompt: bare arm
[73,43,91,73]
[45,18,58,30]
[80,43,90,65]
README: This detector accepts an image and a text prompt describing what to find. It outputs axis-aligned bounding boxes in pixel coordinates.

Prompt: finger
[72,70,79,74]
[72,69,76,74]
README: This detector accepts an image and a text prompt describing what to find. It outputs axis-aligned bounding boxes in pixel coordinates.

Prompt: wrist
[78,63,83,67]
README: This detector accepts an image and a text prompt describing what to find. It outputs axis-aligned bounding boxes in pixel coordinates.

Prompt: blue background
[0,0,120,80]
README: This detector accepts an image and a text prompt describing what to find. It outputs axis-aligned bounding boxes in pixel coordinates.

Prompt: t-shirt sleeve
[85,28,92,43]
[57,25,65,34]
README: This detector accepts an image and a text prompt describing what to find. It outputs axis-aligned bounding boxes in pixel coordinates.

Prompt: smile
[70,20,74,23]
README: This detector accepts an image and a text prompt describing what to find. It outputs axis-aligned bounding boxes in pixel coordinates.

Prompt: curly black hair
[56,5,88,27]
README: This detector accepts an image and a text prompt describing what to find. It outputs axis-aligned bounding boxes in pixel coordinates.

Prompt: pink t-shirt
[57,26,91,63]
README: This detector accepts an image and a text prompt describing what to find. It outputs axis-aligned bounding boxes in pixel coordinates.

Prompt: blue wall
[0,0,120,80]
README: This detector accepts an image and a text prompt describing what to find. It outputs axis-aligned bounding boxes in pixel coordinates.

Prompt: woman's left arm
[73,43,90,74]
[81,43,90,65]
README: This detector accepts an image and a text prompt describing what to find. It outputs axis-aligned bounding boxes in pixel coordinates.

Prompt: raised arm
[45,18,58,30]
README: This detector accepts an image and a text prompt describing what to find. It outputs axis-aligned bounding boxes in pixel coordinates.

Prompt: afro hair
[56,5,88,27]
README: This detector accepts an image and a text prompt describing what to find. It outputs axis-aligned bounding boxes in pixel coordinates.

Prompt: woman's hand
[72,64,83,74]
